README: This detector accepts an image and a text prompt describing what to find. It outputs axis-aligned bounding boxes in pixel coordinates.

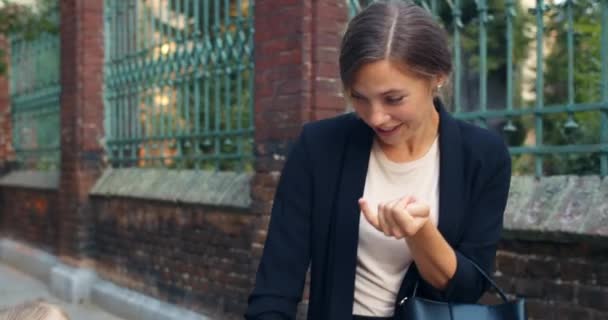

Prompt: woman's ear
[434,75,447,90]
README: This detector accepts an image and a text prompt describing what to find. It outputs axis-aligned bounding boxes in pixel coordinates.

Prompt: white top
[352,137,440,317]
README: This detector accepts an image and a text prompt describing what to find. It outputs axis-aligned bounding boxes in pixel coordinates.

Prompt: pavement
[0,262,125,320]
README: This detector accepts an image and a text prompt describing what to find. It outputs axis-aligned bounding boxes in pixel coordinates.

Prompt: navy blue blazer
[245,100,512,320]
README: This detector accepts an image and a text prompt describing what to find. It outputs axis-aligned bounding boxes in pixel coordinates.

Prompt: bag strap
[405,257,509,305]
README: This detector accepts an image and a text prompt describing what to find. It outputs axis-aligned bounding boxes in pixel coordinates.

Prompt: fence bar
[533,0,546,177]
[503,0,516,133]
[477,0,488,127]
[452,0,462,113]
[563,0,580,134]
[601,0,608,176]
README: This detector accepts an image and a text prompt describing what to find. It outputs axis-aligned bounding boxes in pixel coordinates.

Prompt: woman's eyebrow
[381,89,406,95]
[351,88,405,96]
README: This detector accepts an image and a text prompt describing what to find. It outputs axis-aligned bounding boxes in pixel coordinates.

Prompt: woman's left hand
[359,196,430,239]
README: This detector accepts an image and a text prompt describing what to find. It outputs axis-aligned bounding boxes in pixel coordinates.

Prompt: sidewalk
[0,262,125,320]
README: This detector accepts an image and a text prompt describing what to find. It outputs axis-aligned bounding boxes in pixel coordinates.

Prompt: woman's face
[349,59,440,148]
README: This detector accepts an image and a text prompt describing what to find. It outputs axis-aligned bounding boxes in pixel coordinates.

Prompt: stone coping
[0,170,59,190]
[503,175,607,243]
[1,170,604,242]
[0,238,211,320]
[90,168,252,209]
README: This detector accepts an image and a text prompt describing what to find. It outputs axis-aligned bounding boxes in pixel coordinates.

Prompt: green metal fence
[9,20,61,170]
[104,0,254,171]
[348,0,608,177]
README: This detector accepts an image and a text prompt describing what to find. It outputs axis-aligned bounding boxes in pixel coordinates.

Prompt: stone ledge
[0,238,58,286]
[50,264,97,304]
[0,170,59,190]
[0,238,214,320]
[90,168,252,209]
[92,280,212,320]
[504,175,607,243]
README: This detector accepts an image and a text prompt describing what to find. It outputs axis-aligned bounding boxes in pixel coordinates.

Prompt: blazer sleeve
[245,130,313,320]
[420,139,512,303]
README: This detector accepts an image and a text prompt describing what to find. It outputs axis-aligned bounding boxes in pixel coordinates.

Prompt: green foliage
[0,0,58,76]
[349,0,532,74]
[514,0,603,175]
[438,0,532,73]
[106,0,254,171]
[166,69,254,172]
[544,1,602,175]
[166,4,253,172]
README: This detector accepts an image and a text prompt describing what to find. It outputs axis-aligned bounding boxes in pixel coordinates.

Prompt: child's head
[0,300,69,320]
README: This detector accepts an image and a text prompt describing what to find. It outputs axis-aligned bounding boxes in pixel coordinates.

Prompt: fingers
[397,195,416,208]
[378,201,404,238]
[406,203,430,218]
[393,206,415,236]
[360,199,402,238]
[378,202,388,234]
[385,198,405,238]
[360,197,429,239]
[359,198,379,229]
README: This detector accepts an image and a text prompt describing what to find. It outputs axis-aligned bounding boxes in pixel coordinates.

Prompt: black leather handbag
[398,259,527,320]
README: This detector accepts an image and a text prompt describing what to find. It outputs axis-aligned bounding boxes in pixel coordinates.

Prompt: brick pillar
[57,0,105,265]
[250,0,348,314]
[0,35,14,173]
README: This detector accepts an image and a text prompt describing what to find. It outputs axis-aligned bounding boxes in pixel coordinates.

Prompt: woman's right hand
[359,196,431,239]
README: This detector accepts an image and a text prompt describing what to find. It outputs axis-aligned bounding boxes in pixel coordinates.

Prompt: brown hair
[339,0,452,90]
[0,300,70,320]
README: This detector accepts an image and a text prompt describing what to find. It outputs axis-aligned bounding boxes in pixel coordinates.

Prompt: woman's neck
[378,108,440,163]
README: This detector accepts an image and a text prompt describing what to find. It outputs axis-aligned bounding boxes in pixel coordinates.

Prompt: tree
[0,0,58,75]
[513,0,603,175]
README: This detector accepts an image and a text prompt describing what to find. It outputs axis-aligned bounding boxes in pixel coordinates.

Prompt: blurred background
[0,0,606,319]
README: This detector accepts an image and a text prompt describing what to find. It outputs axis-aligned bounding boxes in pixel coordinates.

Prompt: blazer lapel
[327,117,374,319]
[436,100,465,246]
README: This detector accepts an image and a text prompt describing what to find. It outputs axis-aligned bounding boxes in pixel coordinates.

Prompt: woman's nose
[369,104,390,127]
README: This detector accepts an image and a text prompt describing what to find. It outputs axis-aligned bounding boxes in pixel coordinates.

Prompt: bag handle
[401,257,509,305]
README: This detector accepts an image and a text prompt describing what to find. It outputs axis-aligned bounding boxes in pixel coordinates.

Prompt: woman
[246,1,511,319]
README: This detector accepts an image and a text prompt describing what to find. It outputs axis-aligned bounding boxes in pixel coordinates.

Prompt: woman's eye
[386,96,404,104]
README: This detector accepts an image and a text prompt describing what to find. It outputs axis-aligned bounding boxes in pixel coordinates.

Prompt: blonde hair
[0,300,69,320]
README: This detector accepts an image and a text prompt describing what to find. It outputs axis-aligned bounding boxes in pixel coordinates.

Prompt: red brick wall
[92,197,256,319]
[253,0,347,144]
[57,0,105,263]
[250,0,348,270]
[251,1,347,318]
[488,239,608,320]
[309,1,349,121]
[0,188,59,253]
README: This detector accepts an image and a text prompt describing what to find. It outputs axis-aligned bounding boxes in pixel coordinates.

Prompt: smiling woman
[347,60,442,162]
[245,1,512,320]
